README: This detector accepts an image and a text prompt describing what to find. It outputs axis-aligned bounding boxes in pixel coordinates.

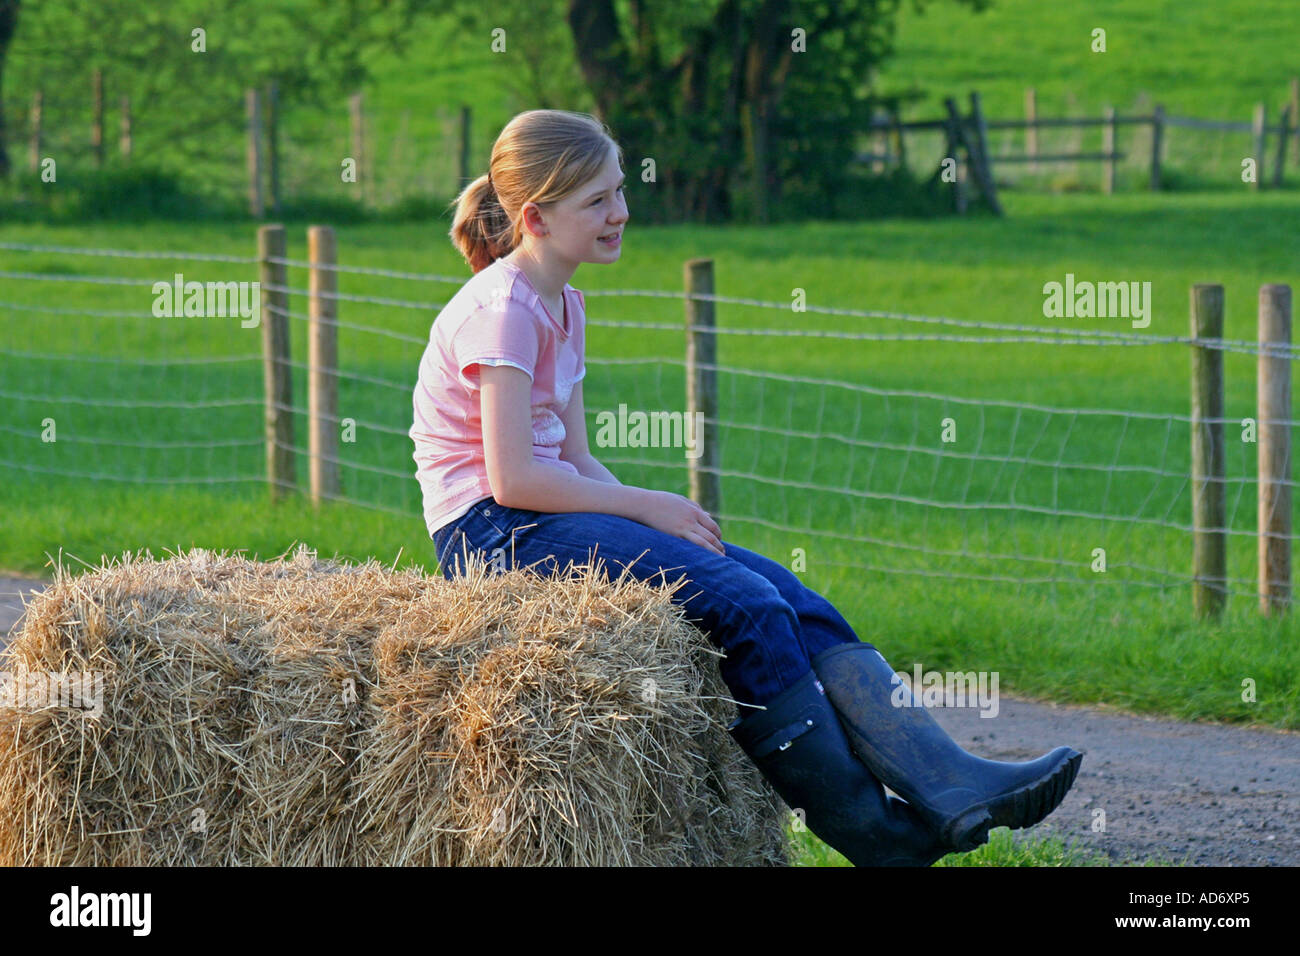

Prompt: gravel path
[1,576,45,653]
[2,573,1297,865]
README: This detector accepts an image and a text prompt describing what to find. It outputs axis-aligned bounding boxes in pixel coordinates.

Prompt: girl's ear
[517,202,535,236]
[520,201,549,238]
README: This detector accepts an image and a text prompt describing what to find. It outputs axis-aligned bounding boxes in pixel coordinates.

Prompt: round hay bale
[0,545,788,866]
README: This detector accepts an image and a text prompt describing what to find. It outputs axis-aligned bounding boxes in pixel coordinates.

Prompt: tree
[452,0,986,223]
[0,0,18,178]
[0,0,439,184]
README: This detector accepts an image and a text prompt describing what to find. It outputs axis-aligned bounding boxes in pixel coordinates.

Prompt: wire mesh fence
[867,87,1299,193]
[1,238,1294,622]
[5,79,1297,215]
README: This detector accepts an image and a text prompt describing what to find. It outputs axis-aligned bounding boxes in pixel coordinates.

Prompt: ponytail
[449,173,517,275]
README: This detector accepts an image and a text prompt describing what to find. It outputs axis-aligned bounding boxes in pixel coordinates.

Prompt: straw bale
[0,545,787,866]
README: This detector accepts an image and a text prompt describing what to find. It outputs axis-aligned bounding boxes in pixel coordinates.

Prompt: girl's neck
[502,248,573,302]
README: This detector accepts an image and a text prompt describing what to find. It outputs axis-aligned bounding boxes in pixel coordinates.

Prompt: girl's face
[527,143,628,266]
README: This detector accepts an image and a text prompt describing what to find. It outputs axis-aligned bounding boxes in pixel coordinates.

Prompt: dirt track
[2,573,1297,865]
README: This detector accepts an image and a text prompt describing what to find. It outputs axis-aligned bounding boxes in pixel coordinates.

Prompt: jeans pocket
[433,522,463,570]
[476,501,536,540]
[451,499,520,559]
[435,500,489,566]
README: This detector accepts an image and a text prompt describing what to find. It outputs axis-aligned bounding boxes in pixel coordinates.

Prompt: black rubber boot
[728,667,949,866]
[811,641,1082,852]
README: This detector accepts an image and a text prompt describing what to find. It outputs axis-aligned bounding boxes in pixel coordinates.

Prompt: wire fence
[2,80,506,212]
[870,87,1300,194]
[5,80,1298,216]
[0,239,1294,618]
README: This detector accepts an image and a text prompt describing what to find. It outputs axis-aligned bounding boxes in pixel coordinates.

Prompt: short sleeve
[572,289,587,381]
[477,358,534,381]
[453,302,541,385]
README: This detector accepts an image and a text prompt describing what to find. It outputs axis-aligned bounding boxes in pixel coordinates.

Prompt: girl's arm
[480,365,725,554]
[480,364,644,515]
[568,453,621,485]
[557,379,620,484]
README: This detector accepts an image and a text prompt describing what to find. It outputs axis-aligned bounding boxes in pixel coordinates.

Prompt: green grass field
[885,1,1300,198]
[886,0,1296,120]
[3,188,1297,741]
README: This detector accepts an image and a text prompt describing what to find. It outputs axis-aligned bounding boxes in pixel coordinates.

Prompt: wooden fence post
[459,105,472,190]
[889,101,906,170]
[1025,87,1038,173]
[308,225,340,507]
[391,108,413,207]
[942,101,967,214]
[119,96,131,160]
[1252,102,1266,190]
[948,93,1002,216]
[685,259,720,519]
[744,98,771,224]
[266,81,281,216]
[246,88,264,218]
[1258,284,1292,615]
[1150,104,1165,190]
[1103,105,1117,194]
[968,92,1002,214]
[1291,77,1300,167]
[28,90,42,172]
[350,91,368,206]
[259,224,294,501]
[1271,103,1289,188]
[91,68,104,168]
[1190,283,1227,618]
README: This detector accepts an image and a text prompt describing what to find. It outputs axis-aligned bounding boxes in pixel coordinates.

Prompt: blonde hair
[448,109,624,274]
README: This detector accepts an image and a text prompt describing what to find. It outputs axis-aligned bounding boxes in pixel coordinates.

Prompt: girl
[410,109,1081,867]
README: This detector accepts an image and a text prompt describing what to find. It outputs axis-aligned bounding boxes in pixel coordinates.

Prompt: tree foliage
[0,0,18,177]
[451,0,988,222]
[0,0,991,219]
[0,0,438,178]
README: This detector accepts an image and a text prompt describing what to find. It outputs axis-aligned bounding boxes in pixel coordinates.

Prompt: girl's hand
[637,490,725,556]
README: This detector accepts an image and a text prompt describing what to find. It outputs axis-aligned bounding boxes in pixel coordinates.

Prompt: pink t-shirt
[410,256,587,537]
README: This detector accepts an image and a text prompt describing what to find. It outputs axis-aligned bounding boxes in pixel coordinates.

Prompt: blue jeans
[431,496,859,715]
